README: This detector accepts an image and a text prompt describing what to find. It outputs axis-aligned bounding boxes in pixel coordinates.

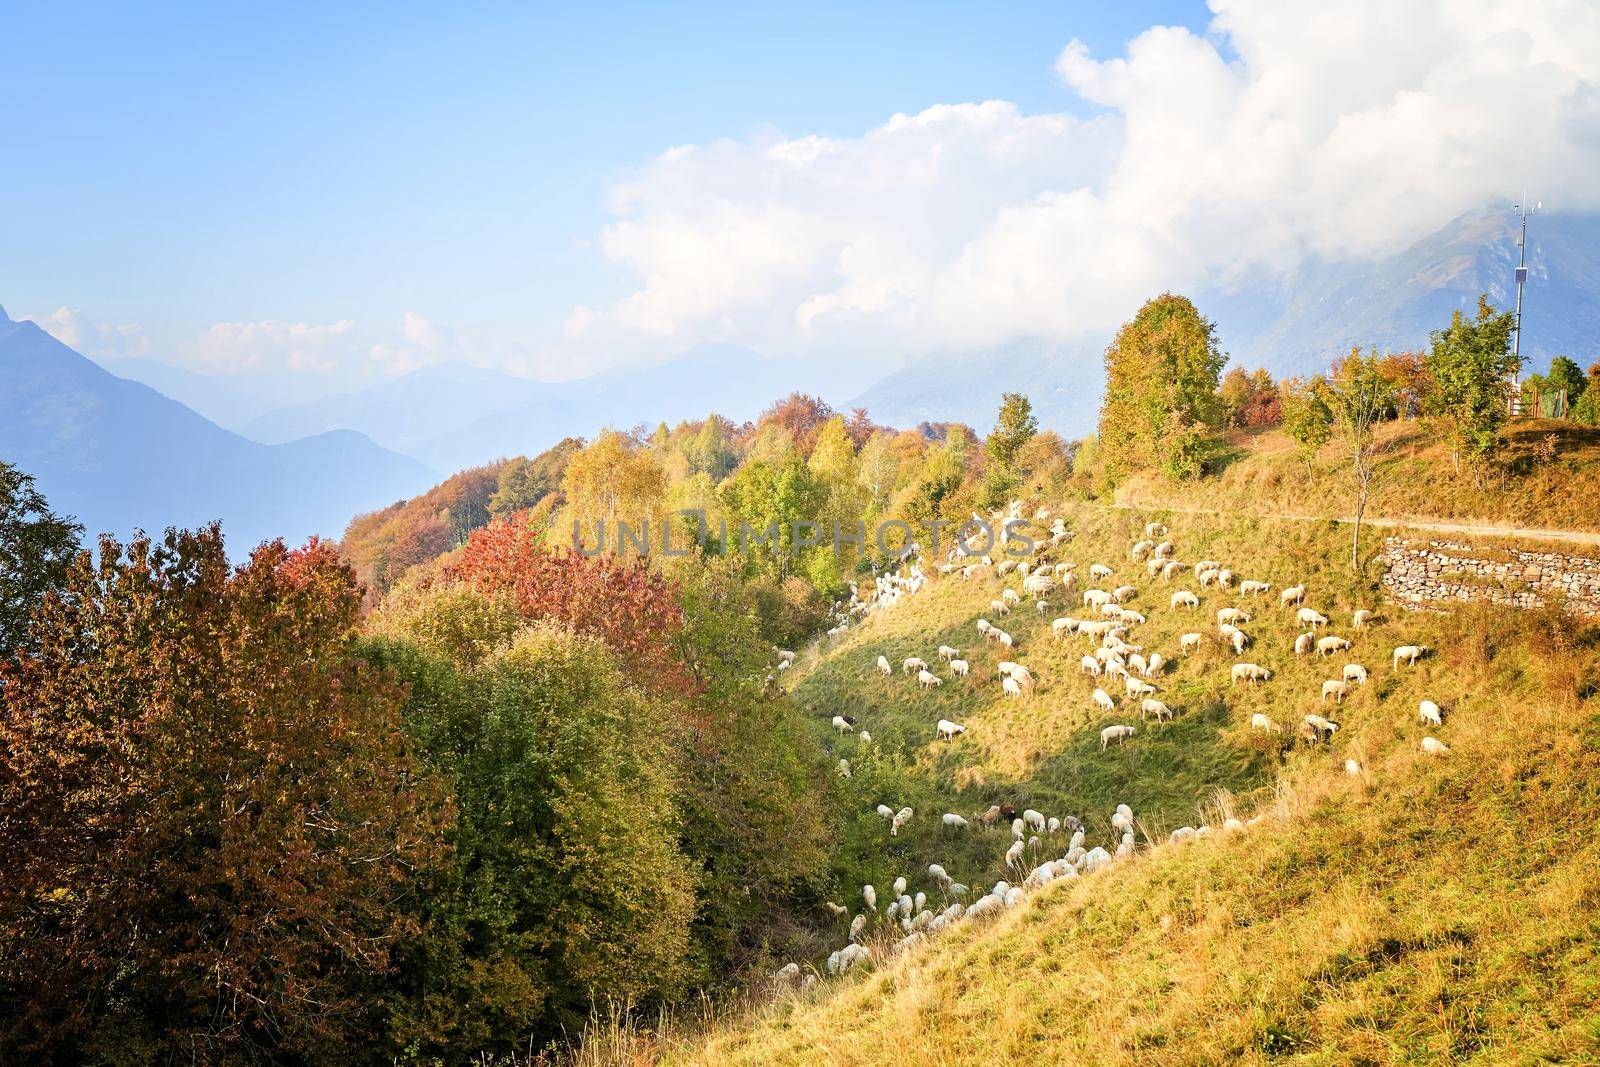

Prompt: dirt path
[1092,500,1600,549]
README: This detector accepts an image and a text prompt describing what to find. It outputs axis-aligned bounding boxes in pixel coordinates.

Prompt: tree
[0,462,81,657]
[1099,294,1227,482]
[1573,362,1600,427]
[0,528,444,1062]
[560,430,669,551]
[1326,350,1398,574]
[1422,296,1517,473]
[986,392,1039,470]
[757,393,836,452]
[1546,356,1586,415]
[1280,376,1334,471]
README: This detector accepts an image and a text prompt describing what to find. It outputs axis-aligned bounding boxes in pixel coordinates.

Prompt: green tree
[1422,296,1517,472]
[1099,294,1227,482]
[1280,376,1334,471]
[1326,350,1398,573]
[0,462,81,656]
[1547,355,1586,412]
[1573,362,1600,427]
[986,392,1039,470]
[488,456,550,519]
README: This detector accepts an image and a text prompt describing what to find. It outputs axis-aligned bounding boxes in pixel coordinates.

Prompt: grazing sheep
[942,812,970,830]
[965,894,1005,921]
[863,885,878,910]
[1001,588,1021,607]
[1023,809,1046,832]
[1131,539,1154,559]
[1090,563,1114,581]
[1292,632,1314,656]
[1298,607,1330,628]
[1001,677,1022,699]
[1093,688,1117,712]
[1303,713,1340,741]
[1080,655,1103,677]
[1125,676,1157,698]
[928,863,952,886]
[936,719,967,741]
[1160,560,1187,580]
[1393,644,1428,669]
[1343,663,1369,685]
[777,649,796,666]
[1280,585,1306,607]
[902,657,928,674]
[1112,584,1138,603]
[825,901,849,917]
[976,618,992,635]
[1419,699,1443,727]
[849,914,868,941]
[1083,589,1112,609]
[832,715,856,732]
[1111,805,1134,833]
[917,669,943,690]
[949,659,970,678]
[1217,607,1252,625]
[1321,679,1351,704]
[1052,617,1080,639]
[990,598,1011,616]
[997,631,1014,649]
[1100,724,1136,750]
[1004,839,1026,869]
[1180,632,1203,654]
[1231,662,1272,685]
[876,803,895,820]
[974,806,1001,828]
[1344,758,1362,777]
[1047,816,1061,833]
[838,758,852,778]
[1154,540,1174,558]
[1250,712,1278,732]
[1145,522,1167,537]
[1171,590,1200,610]
[893,876,908,896]
[1228,629,1250,655]
[1142,697,1174,722]
[1316,634,1352,656]
[1239,579,1271,596]
[877,655,892,676]
[1035,600,1050,614]
[1421,736,1451,755]
[1352,608,1375,629]
[938,645,960,661]
[859,729,872,743]
[890,807,913,835]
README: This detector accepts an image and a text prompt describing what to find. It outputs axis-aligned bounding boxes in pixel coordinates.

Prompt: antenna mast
[1511,199,1539,386]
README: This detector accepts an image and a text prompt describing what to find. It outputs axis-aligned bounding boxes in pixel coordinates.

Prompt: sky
[6,0,1600,402]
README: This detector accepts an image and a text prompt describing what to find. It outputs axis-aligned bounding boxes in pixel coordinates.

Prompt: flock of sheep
[770,505,1456,990]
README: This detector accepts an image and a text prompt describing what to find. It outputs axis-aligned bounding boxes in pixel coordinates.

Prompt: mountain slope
[641,505,1600,1065]
[95,356,289,429]
[0,311,436,550]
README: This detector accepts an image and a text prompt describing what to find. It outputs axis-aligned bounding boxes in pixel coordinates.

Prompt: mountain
[1219,209,1600,374]
[96,356,282,428]
[0,309,436,551]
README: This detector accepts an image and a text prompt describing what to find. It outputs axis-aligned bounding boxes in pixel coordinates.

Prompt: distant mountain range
[0,307,435,550]
[10,207,1597,547]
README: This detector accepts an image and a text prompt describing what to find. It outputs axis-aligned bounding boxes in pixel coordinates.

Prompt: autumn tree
[1280,376,1334,471]
[0,461,81,656]
[757,392,836,452]
[1326,350,1398,573]
[986,392,1039,470]
[0,528,443,1063]
[1099,294,1227,482]
[1422,296,1517,473]
[561,429,669,553]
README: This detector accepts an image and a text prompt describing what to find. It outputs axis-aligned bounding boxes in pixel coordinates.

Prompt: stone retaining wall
[1380,536,1600,617]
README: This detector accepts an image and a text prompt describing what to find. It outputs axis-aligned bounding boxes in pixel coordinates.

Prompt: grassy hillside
[1116,419,1600,534]
[621,503,1600,1065]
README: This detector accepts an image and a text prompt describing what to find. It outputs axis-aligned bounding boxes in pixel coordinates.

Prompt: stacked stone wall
[1380,536,1600,617]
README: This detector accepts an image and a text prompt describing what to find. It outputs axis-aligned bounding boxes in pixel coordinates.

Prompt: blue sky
[7,1,1594,401]
[1,1,1204,379]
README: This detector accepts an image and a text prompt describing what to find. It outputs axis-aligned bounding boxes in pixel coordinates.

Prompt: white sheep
[1180,632,1203,654]
[942,812,970,830]
[949,659,970,678]
[1090,563,1114,580]
[1131,539,1154,559]
[1303,713,1340,740]
[1023,809,1046,832]
[1125,676,1157,698]
[1144,652,1166,677]
[876,803,895,820]
[1352,609,1375,629]
[1001,588,1021,606]
[1145,522,1167,537]
[890,807,913,835]
[1250,712,1278,732]
[1344,758,1362,776]
[777,649,796,666]
[916,669,942,690]
[1217,607,1252,626]
[976,618,992,635]
[1004,839,1026,869]
[989,598,1011,616]
[1316,634,1351,656]
[1052,617,1079,639]
[927,863,952,886]
[838,758,852,778]
[1280,584,1306,607]
[893,875,907,896]
[1298,607,1330,628]
[1294,632,1315,656]
[938,645,960,661]
[862,884,877,910]
[1420,736,1451,755]
[1100,724,1136,750]
[902,656,928,674]
[1419,699,1443,727]
[1228,629,1250,655]
[849,914,868,941]
[1343,663,1369,685]
[1239,579,1271,596]
[1092,688,1116,712]
[1231,662,1271,685]
[1001,677,1022,699]
[876,655,892,676]
[1083,589,1112,609]
[1393,644,1428,669]
[831,715,854,732]
[859,730,872,743]
[1321,679,1351,704]
[1141,697,1174,722]
[1113,584,1138,603]
[1160,560,1188,580]
[1079,654,1102,677]
[997,631,1014,649]
[1171,590,1199,610]
[936,718,967,740]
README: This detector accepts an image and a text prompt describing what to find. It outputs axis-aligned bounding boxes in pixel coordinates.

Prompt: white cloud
[27,306,150,360]
[367,311,461,375]
[565,0,1600,362]
[192,319,357,374]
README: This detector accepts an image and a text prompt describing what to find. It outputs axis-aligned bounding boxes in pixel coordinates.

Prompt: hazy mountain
[0,309,436,551]
[96,356,282,428]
